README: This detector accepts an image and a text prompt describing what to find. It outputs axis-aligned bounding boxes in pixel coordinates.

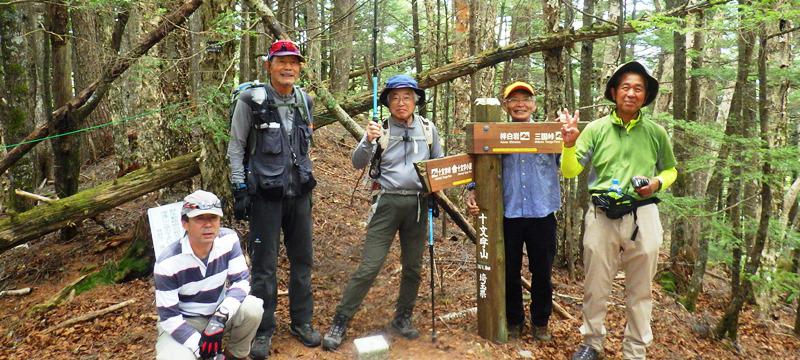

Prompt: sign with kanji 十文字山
[414,153,474,193]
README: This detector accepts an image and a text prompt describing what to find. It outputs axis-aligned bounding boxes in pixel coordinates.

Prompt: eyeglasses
[389,95,415,104]
[183,201,222,210]
[503,98,534,105]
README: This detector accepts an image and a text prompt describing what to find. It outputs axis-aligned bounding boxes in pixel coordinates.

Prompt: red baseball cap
[267,39,305,62]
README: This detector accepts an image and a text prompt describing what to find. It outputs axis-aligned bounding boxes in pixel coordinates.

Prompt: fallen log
[0,152,200,255]
[311,0,730,129]
[44,299,136,333]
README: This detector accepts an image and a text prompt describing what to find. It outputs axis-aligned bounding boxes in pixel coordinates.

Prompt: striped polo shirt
[154,227,250,352]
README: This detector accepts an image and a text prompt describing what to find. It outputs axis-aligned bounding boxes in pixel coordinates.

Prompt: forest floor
[0,126,798,359]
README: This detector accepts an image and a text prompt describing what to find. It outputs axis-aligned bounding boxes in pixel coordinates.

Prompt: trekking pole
[371,0,379,128]
[428,197,437,342]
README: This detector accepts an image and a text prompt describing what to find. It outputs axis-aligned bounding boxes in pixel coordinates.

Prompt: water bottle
[609,178,623,199]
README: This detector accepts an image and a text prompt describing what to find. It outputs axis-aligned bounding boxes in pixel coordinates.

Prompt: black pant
[504,213,557,327]
[249,192,314,335]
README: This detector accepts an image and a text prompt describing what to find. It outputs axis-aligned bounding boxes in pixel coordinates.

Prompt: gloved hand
[232,186,250,221]
[198,312,226,358]
[428,197,440,218]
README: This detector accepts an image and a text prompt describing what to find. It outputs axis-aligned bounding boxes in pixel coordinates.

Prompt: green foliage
[170,86,230,144]
[656,271,678,294]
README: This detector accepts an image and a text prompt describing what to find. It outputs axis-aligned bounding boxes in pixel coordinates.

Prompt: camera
[631,176,650,189]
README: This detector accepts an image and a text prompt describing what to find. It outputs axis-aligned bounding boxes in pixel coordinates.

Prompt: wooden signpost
[414,101,584,344]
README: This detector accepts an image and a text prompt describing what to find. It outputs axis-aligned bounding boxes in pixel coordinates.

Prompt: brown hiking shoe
[533,325,552,341]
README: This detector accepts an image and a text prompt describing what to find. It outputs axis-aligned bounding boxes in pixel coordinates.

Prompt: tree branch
[0,0,204,176]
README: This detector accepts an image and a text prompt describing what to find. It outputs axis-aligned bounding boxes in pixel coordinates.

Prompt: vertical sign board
[148,202,186,260]
[472,99,508,343]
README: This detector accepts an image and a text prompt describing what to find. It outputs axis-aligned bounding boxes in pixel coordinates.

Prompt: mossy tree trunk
[0,152,200,255]
[0,3,38,213]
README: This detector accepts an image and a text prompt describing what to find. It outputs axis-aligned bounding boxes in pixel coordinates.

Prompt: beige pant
[156,295,264,359]
[579,203,663,360]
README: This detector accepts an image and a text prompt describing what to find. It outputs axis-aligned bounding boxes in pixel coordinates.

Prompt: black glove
[428,197,440,218]
[198,312,226,358]
[233,187,250,221]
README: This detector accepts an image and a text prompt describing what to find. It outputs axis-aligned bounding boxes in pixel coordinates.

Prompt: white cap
[181,190,223,218]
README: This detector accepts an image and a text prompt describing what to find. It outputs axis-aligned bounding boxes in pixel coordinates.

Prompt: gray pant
[156,295,264,359]
[335,194,428,318]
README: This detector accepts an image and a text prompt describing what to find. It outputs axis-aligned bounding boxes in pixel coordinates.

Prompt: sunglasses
[183,201,222,210]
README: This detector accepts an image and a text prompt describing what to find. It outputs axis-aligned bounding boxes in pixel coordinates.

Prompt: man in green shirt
[560,61,677,360]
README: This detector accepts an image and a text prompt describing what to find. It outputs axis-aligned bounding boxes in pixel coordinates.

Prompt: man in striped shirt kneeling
[154,190,264,359]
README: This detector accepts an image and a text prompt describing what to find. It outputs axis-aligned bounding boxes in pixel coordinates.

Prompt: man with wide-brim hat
[559,61,678,360]
[321,74,443,350]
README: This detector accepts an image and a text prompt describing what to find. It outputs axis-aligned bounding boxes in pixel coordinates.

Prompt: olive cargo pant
[335,193,428,318]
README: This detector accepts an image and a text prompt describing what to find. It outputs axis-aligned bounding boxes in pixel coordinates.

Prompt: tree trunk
[501,1,533,85]
[0,3,38,213]
[681,13,709,311]
[304,0,322,82]
[0,152,200,255]
[196,0,236,216]
[412,0,425,117]
[540,0,564,119]
[667,0,692,292]
[328,0,355,95]
[46,0,80,240]
[714,14,756,341]
[71,5,114,162]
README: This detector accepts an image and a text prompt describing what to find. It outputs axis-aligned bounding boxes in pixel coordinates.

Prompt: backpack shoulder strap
[292,85,312,126]
[417,115,433,147]
[377,119,390,150]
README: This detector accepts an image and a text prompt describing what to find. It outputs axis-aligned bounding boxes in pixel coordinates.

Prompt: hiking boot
[508,323,523,339]
[290,323,322,347]
[533,325,551,341]
[249,333,271,360]
[322,313,350,351]
[571,344,603,360]
[389,309,419,339]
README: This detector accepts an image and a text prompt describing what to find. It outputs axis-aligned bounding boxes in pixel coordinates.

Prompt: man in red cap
[227,39,319,359]
[560,61,677,360]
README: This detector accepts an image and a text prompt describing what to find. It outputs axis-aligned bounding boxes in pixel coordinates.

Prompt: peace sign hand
[559,108,580,148]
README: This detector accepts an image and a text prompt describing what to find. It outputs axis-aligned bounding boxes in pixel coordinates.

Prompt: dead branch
[14,189,56,203]
[438,307,477,322]
[0,287,31,297]
[44,299,136,333]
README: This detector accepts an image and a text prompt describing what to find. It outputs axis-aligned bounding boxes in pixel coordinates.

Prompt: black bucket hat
[604,61,659,107]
